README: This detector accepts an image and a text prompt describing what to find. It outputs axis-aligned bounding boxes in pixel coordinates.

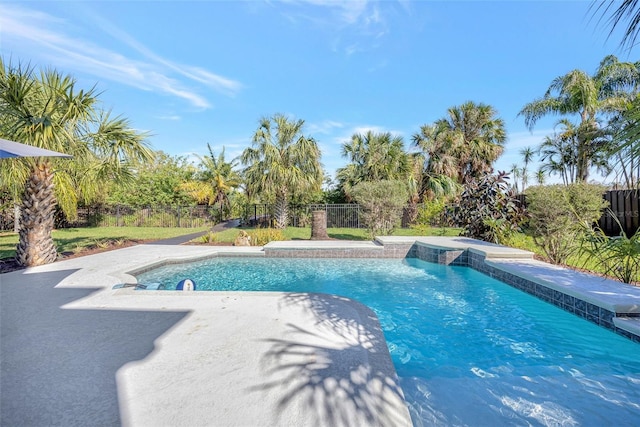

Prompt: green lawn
[207,226,461,243]
[0,225,460,259]
[0,226,209,259]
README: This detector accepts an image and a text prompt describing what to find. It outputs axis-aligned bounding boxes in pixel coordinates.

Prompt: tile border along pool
[264,236,640,342]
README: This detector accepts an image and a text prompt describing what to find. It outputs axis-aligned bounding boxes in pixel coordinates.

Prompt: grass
[0,225,460,259]
[208,226,462,243]
[0,226,209,259]
[2,224,630,282]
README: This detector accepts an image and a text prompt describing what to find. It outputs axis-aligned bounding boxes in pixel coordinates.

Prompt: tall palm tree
[240,114,322,229]
[181,144,240,220]
[336,130,410,198]
[0,59,153,266]
[519,55,638,182]
[412,122,460,199]
[519,146,535,192]
[419,102,506,184]
[509,164,522,193]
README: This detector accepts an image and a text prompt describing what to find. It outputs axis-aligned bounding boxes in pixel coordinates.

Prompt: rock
[233,230,252,246]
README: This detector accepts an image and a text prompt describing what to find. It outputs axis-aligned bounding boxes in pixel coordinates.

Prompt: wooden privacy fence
[599,190,640,236]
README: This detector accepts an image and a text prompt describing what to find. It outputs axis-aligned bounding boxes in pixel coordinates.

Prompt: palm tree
[509,164,522,193]
[519,55,638,182]
[240,114,322,229]
[336,130,410,198]
[416,102,506,184]
[538,120,579,185]
[519,146,535,192]
[412,123,460,199]
[592,0,640,49]
[0,59,153,266]
[534,168,546,185]
[181,144,240,220]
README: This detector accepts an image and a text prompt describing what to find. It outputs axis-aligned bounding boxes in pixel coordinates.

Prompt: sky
[1,0,638,185]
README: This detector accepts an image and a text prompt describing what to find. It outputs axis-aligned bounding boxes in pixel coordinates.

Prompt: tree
[519,146,535,192]
[336,130,410,198]
[240,114,322,229]
[0,59,153,266]
[413,101,506,185]
[519,55,639,182]
[181,144,241,220]
[350,180,409,237]
[106,151,195,206]
[592,0,640,49]
[411,123,460,200]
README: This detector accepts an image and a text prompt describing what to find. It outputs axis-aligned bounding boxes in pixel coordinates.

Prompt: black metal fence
[0,204,219,231]
[241,204,363,228]
[6,191,639,234]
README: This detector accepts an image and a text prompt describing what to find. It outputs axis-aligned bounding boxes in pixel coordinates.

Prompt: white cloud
[307,120,345,135]
[277,0,391,55]
[156,115,182,121]
[0,4,242,109]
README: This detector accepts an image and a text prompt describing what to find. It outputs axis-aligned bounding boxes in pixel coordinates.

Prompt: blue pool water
[137,257,640,426]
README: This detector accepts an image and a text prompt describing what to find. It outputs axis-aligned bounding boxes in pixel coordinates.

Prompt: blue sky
[1,1,637,184]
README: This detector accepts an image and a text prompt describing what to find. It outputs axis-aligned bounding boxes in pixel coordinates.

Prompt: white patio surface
[0,244,411,427]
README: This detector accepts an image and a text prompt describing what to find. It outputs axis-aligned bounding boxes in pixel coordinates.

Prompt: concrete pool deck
[2,237,640,426]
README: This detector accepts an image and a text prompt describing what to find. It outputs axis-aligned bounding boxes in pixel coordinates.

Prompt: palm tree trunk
[16,161,58,266]
[274,188,289,229]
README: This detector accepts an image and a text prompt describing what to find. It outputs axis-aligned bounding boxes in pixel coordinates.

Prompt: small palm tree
[241,114,322,229]
[181,144,240,220]
[0,59,153,266]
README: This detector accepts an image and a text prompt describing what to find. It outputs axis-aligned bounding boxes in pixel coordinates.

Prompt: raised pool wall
[263,238,640,344]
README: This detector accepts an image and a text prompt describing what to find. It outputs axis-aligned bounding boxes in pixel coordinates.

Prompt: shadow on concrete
[250,292,409,426]
[0,269,188,426]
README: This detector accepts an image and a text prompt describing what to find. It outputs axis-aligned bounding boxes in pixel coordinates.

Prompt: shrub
[448,172,525,244]
[199,231,218,243]
[579,212,640,283]
[411,198,448,234]
[351,180,409,237]
[525,183,608,264]
[248,228,285,246]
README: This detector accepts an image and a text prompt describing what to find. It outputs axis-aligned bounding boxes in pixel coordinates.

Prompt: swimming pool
[137,257,640,426]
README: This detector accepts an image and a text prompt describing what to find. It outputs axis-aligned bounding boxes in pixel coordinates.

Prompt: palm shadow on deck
[0,269,188,426]
[249,292,411,426]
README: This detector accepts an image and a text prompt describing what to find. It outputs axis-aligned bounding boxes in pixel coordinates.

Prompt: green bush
[411,198,447,234]
[448,172,525,244]
[580,212,640,283]
[248,228,285,246]
[525,183,608,264]
[351,180,409,237]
